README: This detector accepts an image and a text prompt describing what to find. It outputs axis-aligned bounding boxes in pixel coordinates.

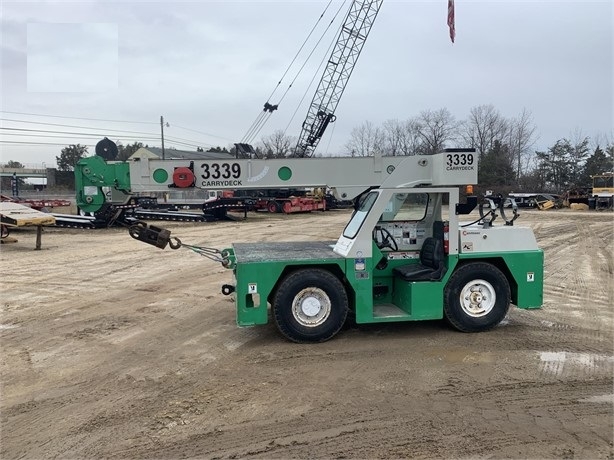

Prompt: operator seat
[393,237,446,281]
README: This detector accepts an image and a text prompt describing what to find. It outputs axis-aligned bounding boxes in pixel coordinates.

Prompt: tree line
[335,105,613,193]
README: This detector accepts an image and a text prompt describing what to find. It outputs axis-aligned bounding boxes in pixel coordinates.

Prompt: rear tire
[273,269,348,343]
[267,201,281,213]
[282,201,293,214]
[444,262,510,332]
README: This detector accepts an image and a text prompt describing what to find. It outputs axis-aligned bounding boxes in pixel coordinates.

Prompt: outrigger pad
[129,221,172,249]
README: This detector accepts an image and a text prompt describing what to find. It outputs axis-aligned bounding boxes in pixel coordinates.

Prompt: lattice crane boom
[294,0,384,157]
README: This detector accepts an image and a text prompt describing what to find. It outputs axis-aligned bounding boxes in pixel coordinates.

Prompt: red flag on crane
[448,0,456,43]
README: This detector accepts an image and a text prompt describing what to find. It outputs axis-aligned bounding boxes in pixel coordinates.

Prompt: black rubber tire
[273,269,348,343]
[267,200,281,213]
[444,262,511,332]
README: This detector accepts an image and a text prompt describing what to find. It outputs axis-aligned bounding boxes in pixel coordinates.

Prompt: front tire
[444,262,511,332]
[273,269,348,343]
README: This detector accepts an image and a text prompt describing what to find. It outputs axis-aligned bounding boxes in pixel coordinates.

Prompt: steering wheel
[373,227,398,251]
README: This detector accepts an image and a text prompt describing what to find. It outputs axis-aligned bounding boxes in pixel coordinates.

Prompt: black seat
[393,237,446,281]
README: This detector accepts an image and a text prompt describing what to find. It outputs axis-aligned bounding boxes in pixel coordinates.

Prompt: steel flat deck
[233,241,341,263]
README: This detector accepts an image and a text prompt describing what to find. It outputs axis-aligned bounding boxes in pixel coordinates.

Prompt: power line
[156,138,203,150]
[0,112,235,150]
[171,124,234,142]
[0,137,205,152]
[0,110,158,125]
[0,134,204,151]
[0,118,161,137]
[162,134,214,148]
[0,138,199,150]
[2,130,211,150]
[1,126,161,140]
[1,120,215,149]
[1,131,213,153]
[0,140,99,147]
[2,131,160,142]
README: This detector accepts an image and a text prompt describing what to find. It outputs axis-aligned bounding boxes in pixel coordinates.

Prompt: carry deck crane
[75,148,543,343]
[69,0,542,344]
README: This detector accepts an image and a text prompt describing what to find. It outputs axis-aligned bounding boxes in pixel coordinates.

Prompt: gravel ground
[1,208,612,459]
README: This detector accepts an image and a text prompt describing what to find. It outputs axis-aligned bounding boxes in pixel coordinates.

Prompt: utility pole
[160,115,167,160]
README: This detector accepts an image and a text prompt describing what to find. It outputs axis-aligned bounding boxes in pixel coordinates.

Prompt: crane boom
[294,0,384,157]
[74,149,477,213]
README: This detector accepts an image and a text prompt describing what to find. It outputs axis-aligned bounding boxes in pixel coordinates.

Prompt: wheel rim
[459,278,496,317]
[292,287,331,327]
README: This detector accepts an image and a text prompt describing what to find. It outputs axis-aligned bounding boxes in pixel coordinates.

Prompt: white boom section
[129,150,477,201]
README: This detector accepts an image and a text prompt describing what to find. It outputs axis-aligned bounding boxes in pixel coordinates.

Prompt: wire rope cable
[241,0,347,144]
[282,19,341,139]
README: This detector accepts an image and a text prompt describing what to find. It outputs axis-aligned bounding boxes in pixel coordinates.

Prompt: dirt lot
[1,208,613,459]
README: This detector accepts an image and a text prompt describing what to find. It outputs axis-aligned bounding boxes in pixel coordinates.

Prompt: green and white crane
[75,149,543,343]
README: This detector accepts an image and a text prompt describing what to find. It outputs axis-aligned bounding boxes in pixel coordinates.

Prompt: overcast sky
[1,0,612,166]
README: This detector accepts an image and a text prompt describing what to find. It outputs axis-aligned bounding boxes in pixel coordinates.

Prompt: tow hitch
[221,284,235,295]
[128,221,232,267]
[128,221,181,249]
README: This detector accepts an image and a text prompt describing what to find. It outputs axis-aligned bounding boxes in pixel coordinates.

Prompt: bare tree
[461,104,509,158]
[591,131,613,153]
[416,108,457,155]
[381,119,404,156]
[566,130,591,185]
[345,121,384,157]
[506,108,537,181]
[259,130,297,158]
[381,118,424,156]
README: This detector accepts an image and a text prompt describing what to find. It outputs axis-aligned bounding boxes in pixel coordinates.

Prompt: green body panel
[458,250,544,308]
[390,281,445,320]
[230,247,543,326]
[75,156,131,212]
[365,254,462,323]
[234,260,283,326]
[234,256,345,326]
[344,256,375,323]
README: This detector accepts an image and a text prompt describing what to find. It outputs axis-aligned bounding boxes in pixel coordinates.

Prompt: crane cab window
[343,191,378,239]
[375,193,430,252]
[381,193,429,222]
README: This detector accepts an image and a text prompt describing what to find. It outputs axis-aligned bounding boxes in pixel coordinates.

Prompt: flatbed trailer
[0,201,56,249]
[253,195,326,214]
